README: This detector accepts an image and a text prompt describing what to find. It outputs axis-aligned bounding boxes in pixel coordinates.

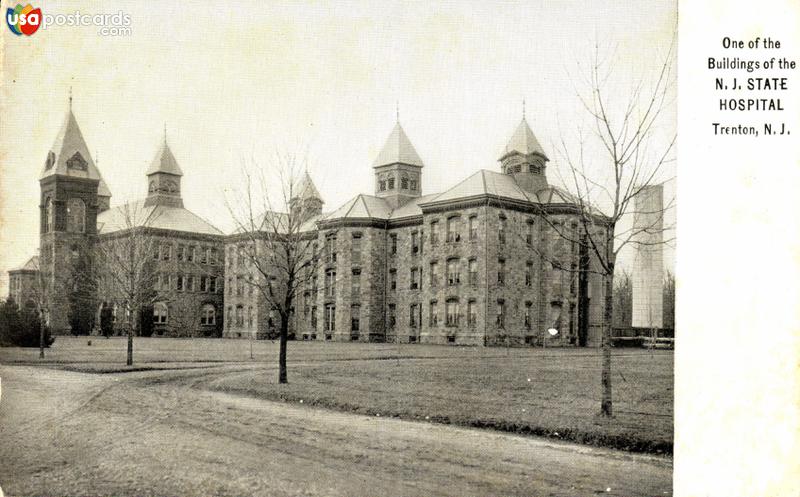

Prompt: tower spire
[396,101,399,124]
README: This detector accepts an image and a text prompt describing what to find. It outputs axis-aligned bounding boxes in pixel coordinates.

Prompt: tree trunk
[278,317,288,384]
[601,270,614,416]
[39,318,45,359]
[127,318,134,366]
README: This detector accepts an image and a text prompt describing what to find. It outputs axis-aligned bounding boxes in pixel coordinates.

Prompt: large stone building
[10,105,609,346]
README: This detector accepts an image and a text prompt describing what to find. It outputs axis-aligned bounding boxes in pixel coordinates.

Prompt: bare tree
[543,39,676,416]
[94,203,161,365]
[663,269,675,331]
[226,152,320,384]
[613,268,633,329]
[27,255,56,359]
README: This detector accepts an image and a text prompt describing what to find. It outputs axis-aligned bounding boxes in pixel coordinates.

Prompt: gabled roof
[325,194,392,220]
[146,141,183,176]
[10,255,39,272]
[97,200,222,236]
[295,171,322,201]
[40,110,112,197]
[373,122,424,168]
[501,118,547,159]
[388,194,440,219]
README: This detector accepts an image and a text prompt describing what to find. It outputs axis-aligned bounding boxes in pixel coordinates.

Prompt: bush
[0,299,55,348]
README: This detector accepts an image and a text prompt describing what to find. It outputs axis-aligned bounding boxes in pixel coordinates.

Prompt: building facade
[10,106,608,346]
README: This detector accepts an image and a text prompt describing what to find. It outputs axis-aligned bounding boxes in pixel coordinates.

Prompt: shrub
[0,299,55,348]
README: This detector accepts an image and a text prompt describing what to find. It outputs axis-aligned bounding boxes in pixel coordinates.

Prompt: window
[352,233,363,263]
[498,258,506,285]
[311,306,318,329]
[325,269,336,298]
[200,247,207,264]
[209,248,217,265]
[447,258,460,286]
[526,261,533,286]
[379,179,386,191]
[351,304,360,332]
[43,198,53,232]
[388,177,395,190]
[388,304,396,328]
[401,175,409,190]
[237,245,244,265]
[201,304,216,325]
[390,234,398,255]
[209,276,217,293]
[410,179,417,191]
[153,302,168,324]
[187,246,195,262]
[524,301,533,329]
[526,219,534,245]
[467,300,477,327]
[468,258,478,285]
[66,151,87,171]
[410,268,419,290]
[514,164,522,173]
[497,300,506,329]
[411,231,420,255]
[351,268,361,297]
[187,275,195,292]
[162,243,172,261]
[389,269,397,291]
[469,215,478,240]
[177,245,185,261]
[409,304,420,328]
[236,276,243,296]
[66,198,86,233]
[227,306,232,328]
[325,304,336,332]
[446,216,461,242]
[235,305,244,327]
[429,300,439,327]
[430,221,440,245]
[499,215,507,244]
[429,261,439,287]
[245,305,251,328]
[446,299,459,327]
[177,274,184,291]
[325,234,337,263]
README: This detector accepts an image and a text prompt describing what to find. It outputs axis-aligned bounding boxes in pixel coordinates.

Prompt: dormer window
[66,151,87,171]
[45,151,55,170]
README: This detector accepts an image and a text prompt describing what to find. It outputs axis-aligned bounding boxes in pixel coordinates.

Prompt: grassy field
[0,336,673,454]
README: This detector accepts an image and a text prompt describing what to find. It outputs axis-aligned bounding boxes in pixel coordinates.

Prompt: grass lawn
[0,336,673,454]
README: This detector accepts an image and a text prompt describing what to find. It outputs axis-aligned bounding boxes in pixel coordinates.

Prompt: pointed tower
[290,171,324,222]
[373,122,424,209]
[144,137,184,208]
[499,115,549,193]
[39,105,105,333]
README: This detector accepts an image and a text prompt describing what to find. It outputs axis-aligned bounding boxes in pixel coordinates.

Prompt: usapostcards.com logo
[6,4,132,37]
[6,3,41,36]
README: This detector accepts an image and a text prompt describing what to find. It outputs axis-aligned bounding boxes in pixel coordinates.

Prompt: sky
[0,0,676,294]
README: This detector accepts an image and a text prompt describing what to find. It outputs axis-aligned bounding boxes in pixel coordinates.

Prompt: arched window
[401,175,409,190]
[149,181,157,192]
[235,305,244,327]
[166,180,177,193]
[66,198,85,233]
[44,197,53,232]
[200,304,216,325]
[153,302,168,324]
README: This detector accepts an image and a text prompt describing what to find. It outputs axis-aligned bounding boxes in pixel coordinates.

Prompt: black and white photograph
[0,1,797,496]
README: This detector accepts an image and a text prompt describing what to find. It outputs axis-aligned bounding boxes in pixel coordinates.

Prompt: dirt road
[0,365,672,497]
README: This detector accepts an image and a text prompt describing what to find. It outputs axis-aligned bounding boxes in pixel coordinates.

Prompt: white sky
[0,0,676,294]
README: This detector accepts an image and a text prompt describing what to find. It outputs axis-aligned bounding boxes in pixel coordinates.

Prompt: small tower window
[410,179,417,191]
[66,198,86,233]
[44,197,53,233]
[388,177,395,190]
[379,179,386,191]
[401,175,409,190]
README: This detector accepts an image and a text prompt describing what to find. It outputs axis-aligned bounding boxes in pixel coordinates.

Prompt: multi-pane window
[430,221,440,245]
[201,304,216,325]
[525,261,533,287]
[235,305,244,327]
[162,243,172,261]
[209,248,217,265]
[325,234,337,263]
[468,258,478,285]
[499,215,507,244]
[390,234,398,255]
[409,304,420,328]
[177,245,185,261]
[388,304,396,328]
[388,177,395,190]
[236,275,243,296]
[187,275,195,292]
[351,233,362,263]
[351,304,360,332]
[209,276,217,293]
[429,300,439,327]
[248,306,254,328]
[469,215,478,240]
[200,247,208,264]
[187,246,195,262]
[153,302,168,324]
[44,198,53,233]
[410,179,417,191]
[379,179,386,191]
[389,269,397,291]
[498,258,506,285]
[430,261,439,287]
[526,220,534,245]
[226,306,232,328]
[325,304,336,332]
[401,176,409,190]
[351,268,361,297]
[66,198,86,233]
[410,268,419,290]
[446,299,459,327]
[325,269,336,298]
[177,274,184,291]
[311,306,318,329]
[447,258,460,286]
[446,216,461,242]
[411,231,420,255]
[497,300,506,329]
[467,300,477,327]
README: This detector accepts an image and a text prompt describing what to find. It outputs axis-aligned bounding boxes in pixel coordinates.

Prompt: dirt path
[0,365,672,497]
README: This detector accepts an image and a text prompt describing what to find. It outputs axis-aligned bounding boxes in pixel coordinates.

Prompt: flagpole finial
[164,123,167,145]
[522,99,526,120]
[69,86,73,111]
